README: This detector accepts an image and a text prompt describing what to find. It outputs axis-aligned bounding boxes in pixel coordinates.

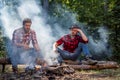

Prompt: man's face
[23,22,31,33]
[70,28,78,36]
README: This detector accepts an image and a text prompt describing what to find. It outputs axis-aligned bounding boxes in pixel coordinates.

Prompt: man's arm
[53,36,64,52]
[31,31,40,51]
[77,29,88,42]
[34,44,40,51]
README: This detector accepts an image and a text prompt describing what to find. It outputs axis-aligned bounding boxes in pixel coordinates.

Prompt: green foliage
[0,0,119,62]
[108,0,120,62]
[0,28,6,57]
[48,0,120,62]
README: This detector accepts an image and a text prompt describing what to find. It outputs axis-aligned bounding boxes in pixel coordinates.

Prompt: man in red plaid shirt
[11,18,46,73]
[53,24,97,64]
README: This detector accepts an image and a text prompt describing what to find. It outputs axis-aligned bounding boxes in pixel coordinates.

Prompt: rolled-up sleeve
[56,37,64,45]
[79,36,88,44]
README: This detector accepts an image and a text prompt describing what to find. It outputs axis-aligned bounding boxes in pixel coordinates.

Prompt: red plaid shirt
[12,28,38,46]
[56,34,88,53]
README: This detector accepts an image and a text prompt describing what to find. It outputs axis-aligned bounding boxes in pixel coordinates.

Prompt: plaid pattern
[56,34,88,53]
[12,28,38,46]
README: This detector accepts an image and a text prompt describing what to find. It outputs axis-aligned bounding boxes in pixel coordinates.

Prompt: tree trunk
[41,0,49,13]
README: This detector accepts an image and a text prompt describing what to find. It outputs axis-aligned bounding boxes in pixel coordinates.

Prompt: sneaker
[85,55,92,60]
[82,60,97,65]
[87,59,98,65]
[82,57,98,65]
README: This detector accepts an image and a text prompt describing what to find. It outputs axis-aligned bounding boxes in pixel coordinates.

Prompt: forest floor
[0,65,120,80]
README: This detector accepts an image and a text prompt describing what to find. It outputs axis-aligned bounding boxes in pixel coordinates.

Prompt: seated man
[11,18,46,73]
[53,24,97,65]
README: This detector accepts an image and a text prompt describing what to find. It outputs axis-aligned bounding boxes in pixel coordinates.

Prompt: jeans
[10,47,43,69]
[57,43,91,63]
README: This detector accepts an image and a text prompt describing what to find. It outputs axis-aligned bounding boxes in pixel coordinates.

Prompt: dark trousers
[57,43,91,63]
[10,47,42,69]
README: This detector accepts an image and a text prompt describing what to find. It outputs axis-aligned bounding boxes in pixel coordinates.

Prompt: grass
[77,68,120,80]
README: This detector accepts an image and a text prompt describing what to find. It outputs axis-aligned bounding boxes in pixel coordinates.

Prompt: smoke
[0,0,58,65]
[88,27,112,60]
[0,0,111,66]
[0,0,76,65]
[51,5,112,59]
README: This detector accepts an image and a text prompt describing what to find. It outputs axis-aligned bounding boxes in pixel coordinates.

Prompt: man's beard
[71,33,77,36]
[24,27,30,33]
[25,29,30,33]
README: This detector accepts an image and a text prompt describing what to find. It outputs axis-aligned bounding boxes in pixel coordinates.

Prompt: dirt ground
[0,65,120,80]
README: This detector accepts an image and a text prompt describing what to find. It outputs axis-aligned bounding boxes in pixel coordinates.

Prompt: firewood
[0,57,119,73]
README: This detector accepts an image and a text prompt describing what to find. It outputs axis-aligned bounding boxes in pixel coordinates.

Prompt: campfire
[0,64,75,80]
[0,57,119,80]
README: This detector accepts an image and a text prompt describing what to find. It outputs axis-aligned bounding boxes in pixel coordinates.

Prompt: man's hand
[15,43,30,49]
[53,42,58,53]
[22,44,29,49]
[53,48,58,53]
[74,28,88,42]
[74,28,82,33]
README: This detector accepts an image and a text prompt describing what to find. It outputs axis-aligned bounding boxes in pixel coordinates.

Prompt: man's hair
[23,18,32,25]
